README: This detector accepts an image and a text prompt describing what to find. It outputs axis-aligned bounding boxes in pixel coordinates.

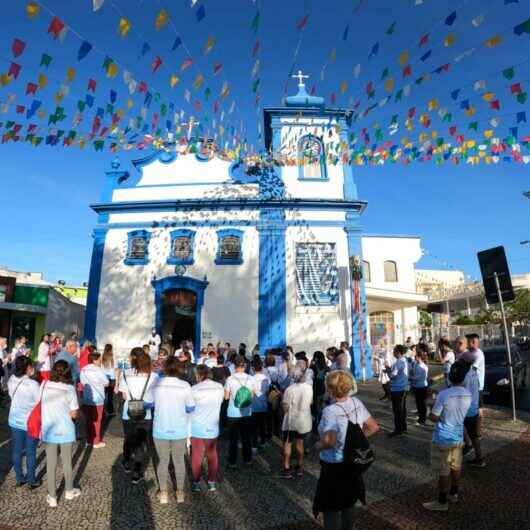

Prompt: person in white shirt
[466,333,486,440]
[281,367,313,479]
[423,360,471,512]
[147,328,161,360]
[250,356,271,450]
[313,370,379,528]
[41,360,80,507]
[37,334,52,381]
[0,336,8,390]
[11,336,29,359]
[190,365,224,492]
[80,352,109,449]
[439,338,455,387]
[338,342,352,372]
[8,356,40,488]
[118,349,158,485]
[224,355,256,467]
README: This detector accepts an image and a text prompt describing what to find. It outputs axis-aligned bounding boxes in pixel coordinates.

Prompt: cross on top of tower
[292,69,309,88]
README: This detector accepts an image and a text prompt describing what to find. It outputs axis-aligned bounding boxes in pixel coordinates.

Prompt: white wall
[96,224,259,358]
[285,225,351,354]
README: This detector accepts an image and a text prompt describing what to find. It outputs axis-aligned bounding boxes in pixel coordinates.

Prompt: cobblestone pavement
[0,376,528,530]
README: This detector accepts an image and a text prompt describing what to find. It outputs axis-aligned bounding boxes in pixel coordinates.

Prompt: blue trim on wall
[84,228,108,343]
[167,229,195,265]
[152,275,209,357]
[257,209,287,350]
[215,228,244,265]
[124,229,151,266]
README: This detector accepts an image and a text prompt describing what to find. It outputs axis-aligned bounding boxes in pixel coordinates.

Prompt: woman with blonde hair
[313,370,379,530]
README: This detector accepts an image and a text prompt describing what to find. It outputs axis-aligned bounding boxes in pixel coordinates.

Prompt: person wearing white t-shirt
[281,367,313,479]
[190,365,224,492]
[37,334,53,381]
[466,333,486,438]
[338,342,352,372]
[423,360,471,512]
[118,349,159,485]
[250,356,271,450]
[149,356,195,504]
[439,338,455,387]
[147,328,161,360]
[41,359,80,508]
[224,355,256,467]
[80,352,109,449]
[313,370,379,529]
[8,356,40,488]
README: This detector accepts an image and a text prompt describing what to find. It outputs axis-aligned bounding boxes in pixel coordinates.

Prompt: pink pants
[190,437,219,482]
[83,405,104,445]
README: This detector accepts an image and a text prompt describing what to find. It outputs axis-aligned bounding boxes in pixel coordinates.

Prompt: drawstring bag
[27,382,47,440]
[234,377,253,409]
[338,401,375,475]
[124,373,150,422]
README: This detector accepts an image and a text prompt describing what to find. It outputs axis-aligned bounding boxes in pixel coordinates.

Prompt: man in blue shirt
[388,345,409,437]
[423,360,471,512]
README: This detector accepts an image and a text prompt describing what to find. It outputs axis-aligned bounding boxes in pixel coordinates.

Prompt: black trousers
[390,391,407,434]
[413,387,428,424]
[251,411,267,447]
[104,382,115,414]
[123,419,152,475]
[227,416,252,465]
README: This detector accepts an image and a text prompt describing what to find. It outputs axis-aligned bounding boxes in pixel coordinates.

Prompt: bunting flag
[196,5,206,22]
[12,39,26,58]
[484,35,502,47]
[354,64,361,78]
[343,25,349,41]
[66,67,76,82]
[251,11,260,34]
[297,14,309,29]
[88,78,96,92]
[26,2,40,19]
[155,10,169,30]
[9,63,21,80]
[152,56,162,73]
[169,74,179,88]
[445,11,457,26]
[369,42,379,57]
[514,19,530,36]
[118,18,131,38]
[419,34,429,46]
[93,0,104,11]
[252,41,260,57]
[172,36,182,50]
[444,33,456,47]
[213,63,223,75]
[40,54,52,68]
[181,58,193,71]
[398,50,408,66]
[77,41,92,61]
[386,21,396,35]
[48,17,65,39]
[38,73,47,89]
[204,36,215,55]
[472,14,485,27]
[503,67,515,80]
[192,73,204,90]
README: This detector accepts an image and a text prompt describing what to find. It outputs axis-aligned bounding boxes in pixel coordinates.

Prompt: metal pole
[493,272,517,422]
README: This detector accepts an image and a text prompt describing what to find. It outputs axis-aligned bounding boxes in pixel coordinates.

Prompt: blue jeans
[11,427,38,484]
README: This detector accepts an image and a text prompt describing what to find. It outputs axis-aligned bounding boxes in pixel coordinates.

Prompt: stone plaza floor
[0,376,528,530]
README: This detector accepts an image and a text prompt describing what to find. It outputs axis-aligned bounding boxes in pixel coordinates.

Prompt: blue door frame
[152,276,209,357]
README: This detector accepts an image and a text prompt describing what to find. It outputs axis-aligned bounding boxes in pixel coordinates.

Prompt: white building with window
[85,79,426,375]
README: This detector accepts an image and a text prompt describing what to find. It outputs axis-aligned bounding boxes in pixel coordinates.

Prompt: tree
[453,313,474,325]
[418,309,432,327]
[506,288,530,326]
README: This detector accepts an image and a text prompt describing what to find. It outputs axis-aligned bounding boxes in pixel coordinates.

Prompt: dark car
[483,345,528,399]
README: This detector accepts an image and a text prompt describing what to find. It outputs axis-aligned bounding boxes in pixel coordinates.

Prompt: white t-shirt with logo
[80,364,109,406]
[282,382,313,434]
[150,377,195,440]
[432,385,472,446]
[38,342,51,372]
[41,381,79,444]
[190,379,224,439]
[318,397,371,463]
[225,372,256,418]
[8,375,40,430]
[118,370,159,421]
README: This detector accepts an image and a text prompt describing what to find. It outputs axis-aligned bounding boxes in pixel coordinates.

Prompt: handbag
[27,381,47,440]
[124,372,150,422]
[337,400,375,475]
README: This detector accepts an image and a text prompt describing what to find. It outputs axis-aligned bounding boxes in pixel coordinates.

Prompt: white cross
[292,69,309,88]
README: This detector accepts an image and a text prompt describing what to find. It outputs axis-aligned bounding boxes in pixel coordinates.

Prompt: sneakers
[65,488,81,500]
[207,481,217,492]
[294,466,304,478]
[468,458,486,468]
[448,493,459,503]
[191,481,201,492]
[16,479,28,487]
[29,480,42,490]
[176,489,185,504]
[281,468,293,480]
[158,491,169,505]
[93,442,106,449]
[46,495,57,508]
[121,460,131,474]
[422,500,449,512]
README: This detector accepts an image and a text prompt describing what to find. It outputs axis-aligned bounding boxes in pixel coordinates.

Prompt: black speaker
[477,246,515,304]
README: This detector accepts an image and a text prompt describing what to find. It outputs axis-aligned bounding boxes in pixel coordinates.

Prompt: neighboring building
[54,285,88,306]
[0,268,85,353]
[415,269,465,296]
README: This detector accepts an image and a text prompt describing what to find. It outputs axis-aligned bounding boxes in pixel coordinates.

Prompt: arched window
[124,230,151,265]
[298,135,327,180]
[363,261,371,283]
[215,229,244,265]
[167,229,195,265]
[384,260,398,282]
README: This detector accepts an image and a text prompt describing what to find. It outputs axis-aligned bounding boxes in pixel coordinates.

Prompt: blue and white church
[85,75,427,379]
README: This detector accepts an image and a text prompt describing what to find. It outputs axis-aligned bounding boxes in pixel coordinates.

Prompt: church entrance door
[161,289,197,352]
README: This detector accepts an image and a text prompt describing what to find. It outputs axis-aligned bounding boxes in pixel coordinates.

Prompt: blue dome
[284,84,325,108]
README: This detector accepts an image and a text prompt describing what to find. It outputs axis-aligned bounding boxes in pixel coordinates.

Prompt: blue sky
[0,0,528,285]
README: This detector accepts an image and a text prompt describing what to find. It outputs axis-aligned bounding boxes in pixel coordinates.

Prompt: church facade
[85,82,424,378]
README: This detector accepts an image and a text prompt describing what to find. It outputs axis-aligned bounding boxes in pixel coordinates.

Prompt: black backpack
[337,402,375,474]
[124,372,150,422]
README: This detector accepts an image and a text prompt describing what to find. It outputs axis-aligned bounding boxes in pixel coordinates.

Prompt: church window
[298,135,327,181]
[124,230,151,265]
[215,229,243,265]
[384,260,398,282]
[167,229,195,265]
[363,261,371,283]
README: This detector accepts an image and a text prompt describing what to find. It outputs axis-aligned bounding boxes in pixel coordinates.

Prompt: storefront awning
[0,301,47,314]
[366,287,428,312]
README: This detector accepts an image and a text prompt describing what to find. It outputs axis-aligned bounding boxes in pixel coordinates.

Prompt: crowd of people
[0,330,488,528]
